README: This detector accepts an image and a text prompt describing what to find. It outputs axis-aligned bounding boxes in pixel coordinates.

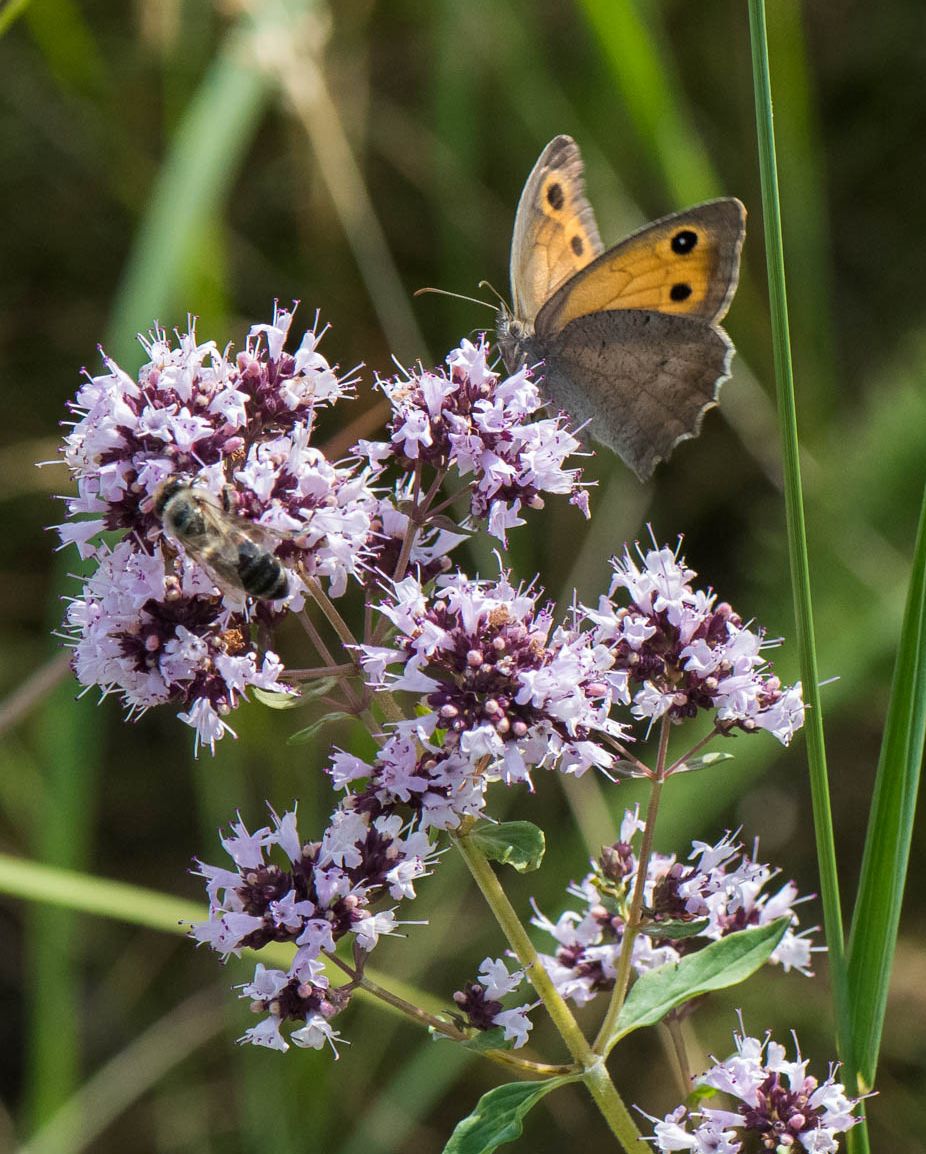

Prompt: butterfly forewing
[509,135,603,324]
[535,200,746,337]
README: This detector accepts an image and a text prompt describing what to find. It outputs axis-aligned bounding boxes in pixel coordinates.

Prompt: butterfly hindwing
[510,135,603,324]
[535,200,745,337]
[533,310,733,481]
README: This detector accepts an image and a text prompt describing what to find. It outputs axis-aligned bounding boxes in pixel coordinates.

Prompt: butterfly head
[495,303,533,375]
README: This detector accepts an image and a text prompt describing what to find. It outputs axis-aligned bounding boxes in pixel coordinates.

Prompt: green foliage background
[1,0,924,1150]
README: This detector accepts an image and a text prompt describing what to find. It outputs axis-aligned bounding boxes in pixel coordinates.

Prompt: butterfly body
[500,136,746,480]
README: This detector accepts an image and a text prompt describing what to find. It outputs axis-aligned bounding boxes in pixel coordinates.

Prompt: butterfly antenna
[414,286,496,312]
[477,281,511,311]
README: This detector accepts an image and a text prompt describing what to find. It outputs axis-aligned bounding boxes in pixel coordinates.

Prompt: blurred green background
[2,0,925,1150]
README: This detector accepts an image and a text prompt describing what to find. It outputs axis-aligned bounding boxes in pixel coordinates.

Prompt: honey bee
[153,478,291,601]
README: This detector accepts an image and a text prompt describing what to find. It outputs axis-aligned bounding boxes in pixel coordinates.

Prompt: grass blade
[0,853,451,1018]
[23,551,104,1134]
[847,486,926,1090]
[576,0,718,202]
[105,19,276,361]
[746,0,858,1117]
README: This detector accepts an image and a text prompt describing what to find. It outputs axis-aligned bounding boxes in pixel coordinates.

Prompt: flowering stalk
[593,716,671,1056]
[53,308,825,1151]
[454,828,643,1148]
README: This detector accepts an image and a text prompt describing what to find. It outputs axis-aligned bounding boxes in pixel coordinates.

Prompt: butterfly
[496,135,746,480]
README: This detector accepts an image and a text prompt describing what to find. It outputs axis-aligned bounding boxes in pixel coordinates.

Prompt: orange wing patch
[509,136,604,323]
[538,173,597,266]
[537,201,745,334]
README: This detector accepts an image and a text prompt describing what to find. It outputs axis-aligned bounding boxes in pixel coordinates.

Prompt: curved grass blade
[847,486,926,1091]
[0,852,449,1018]
[105,16,279,361]
[19,990,223,1154]
[575,0,718,202]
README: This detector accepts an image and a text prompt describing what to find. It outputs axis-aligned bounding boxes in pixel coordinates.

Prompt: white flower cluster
[58,306,377,749]
[329,731,489,832]
[533,810,818,1007]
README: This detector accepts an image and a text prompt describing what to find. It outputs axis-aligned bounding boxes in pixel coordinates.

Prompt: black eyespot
[671,229,698,254]
[546,182,565,211]
[670,283,692,302]
[571,235,584,256]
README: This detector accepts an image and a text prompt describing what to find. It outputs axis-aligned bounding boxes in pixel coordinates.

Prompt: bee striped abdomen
[236,540,289,599]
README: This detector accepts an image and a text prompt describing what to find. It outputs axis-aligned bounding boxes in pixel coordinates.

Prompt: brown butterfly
[496,135,746,480]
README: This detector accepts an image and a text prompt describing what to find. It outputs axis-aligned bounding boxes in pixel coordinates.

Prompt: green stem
[330,951,575,1079]
[286,662,357,680]
[664,725,721,775]
[454,831,642,1149]
[297,607,362,714]
[747,0,860,1124]
[305,576,361,654]
[594,716,669,1055]
[662,1017,692,1098]
[303,577,410,726]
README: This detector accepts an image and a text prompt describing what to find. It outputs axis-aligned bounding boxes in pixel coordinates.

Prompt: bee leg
[220,485,238,514]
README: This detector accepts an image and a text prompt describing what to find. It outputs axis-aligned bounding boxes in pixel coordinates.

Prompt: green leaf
[638,917,710,940]
[610,918,789,1043]
[686,1082,719,1108]
[297,676,342,702]
[459,1028,510,1054]
[443,1076,577,1154]
[287,713,353,745]
[468,822,545,873]
[251,687,301,710]
[674,751,735,772]
[848,485,926,1091]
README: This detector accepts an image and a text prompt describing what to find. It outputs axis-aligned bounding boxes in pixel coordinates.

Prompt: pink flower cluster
[329,732,489,832]
[361,570,628,785]
[358,337,589,543]
[587,543,805,743]
[66,539,292,752]
[58,306,377,750]
[453,957,534,1050]
[193,805,438,1053]
[533,809,818,1007]
[643,1023,861,1152]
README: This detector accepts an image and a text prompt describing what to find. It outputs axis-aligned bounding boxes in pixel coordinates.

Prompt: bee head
[153,476,188,517]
